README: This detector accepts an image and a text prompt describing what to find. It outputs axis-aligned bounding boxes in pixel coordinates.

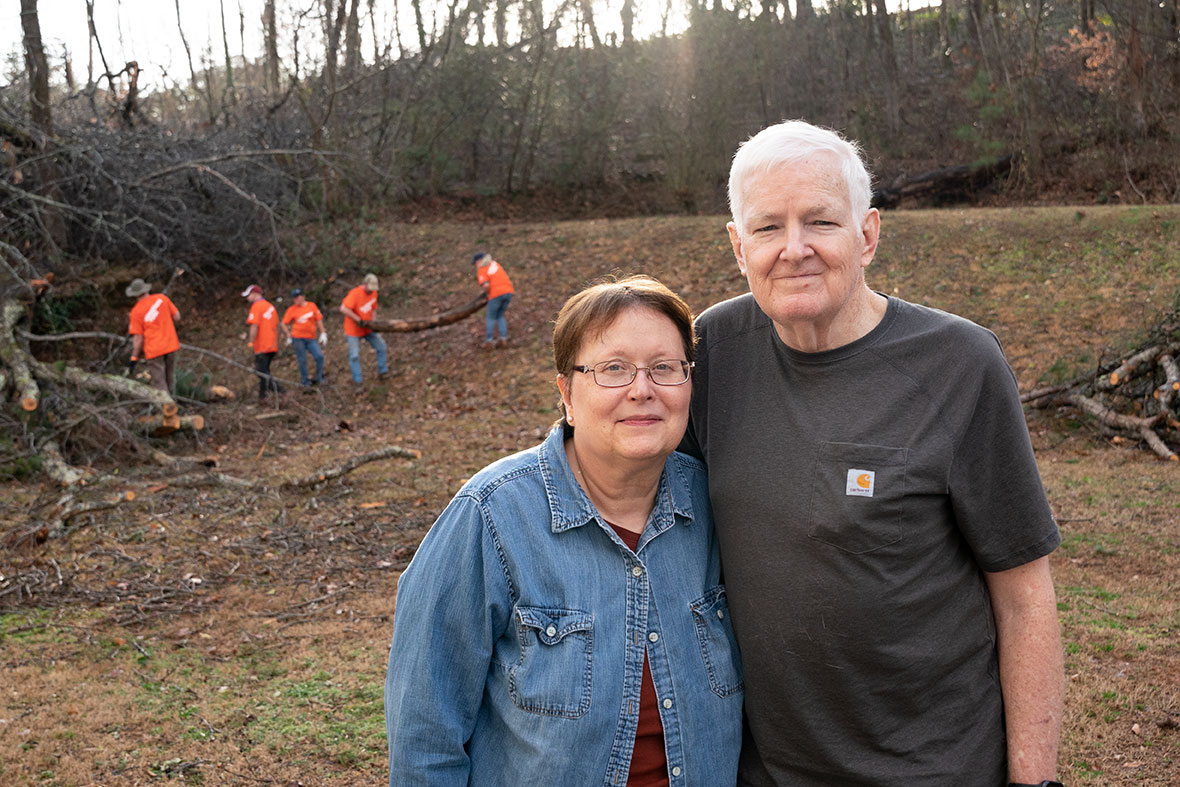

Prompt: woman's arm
[384,494,512,786]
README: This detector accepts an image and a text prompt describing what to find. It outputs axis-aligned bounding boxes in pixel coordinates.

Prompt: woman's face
[559,306,692,468]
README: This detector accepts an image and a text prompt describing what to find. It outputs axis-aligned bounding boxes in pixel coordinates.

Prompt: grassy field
[1,205,1178,785]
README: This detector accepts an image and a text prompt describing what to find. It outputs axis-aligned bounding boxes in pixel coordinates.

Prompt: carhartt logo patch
[845,469,875,497]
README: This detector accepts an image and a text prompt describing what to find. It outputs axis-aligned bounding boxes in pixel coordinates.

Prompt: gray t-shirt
[682,293,1060,787]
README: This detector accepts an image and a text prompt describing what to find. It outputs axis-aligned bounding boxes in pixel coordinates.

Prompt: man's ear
[727,222,748,277]
[859,209,881,268]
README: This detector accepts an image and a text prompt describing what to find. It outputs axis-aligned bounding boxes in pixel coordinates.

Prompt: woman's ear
[556,374,574,425]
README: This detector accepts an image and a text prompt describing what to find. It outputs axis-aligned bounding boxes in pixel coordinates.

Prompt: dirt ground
[2,206,1178,785]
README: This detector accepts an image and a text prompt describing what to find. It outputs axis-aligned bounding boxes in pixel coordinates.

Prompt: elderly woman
[384,276,742,786]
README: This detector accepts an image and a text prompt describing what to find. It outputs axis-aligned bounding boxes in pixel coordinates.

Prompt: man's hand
[284,335,293,347]
[126,357,138,377]
[318,332,328,347]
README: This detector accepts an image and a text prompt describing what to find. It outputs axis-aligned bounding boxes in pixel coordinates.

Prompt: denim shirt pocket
[689,586,743,698]
[509,606,595,719]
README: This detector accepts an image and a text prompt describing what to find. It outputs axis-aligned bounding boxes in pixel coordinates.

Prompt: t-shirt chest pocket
[807,442,908,554]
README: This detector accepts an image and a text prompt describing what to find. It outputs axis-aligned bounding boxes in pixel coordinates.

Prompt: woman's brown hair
[553,275,696,434]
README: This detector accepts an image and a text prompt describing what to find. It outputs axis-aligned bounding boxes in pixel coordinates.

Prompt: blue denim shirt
[385,427,742,786]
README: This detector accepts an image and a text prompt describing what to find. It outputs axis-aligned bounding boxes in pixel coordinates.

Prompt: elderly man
[339,272,389,388]
[681,120,1064,787]
[126,277,180,397]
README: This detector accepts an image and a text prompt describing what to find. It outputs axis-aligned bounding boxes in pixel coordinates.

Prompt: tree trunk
[263,0,281,93]
[219,0,237,106]
[20,0,52,136]
[345,0,363,75]
[872,0,901,134]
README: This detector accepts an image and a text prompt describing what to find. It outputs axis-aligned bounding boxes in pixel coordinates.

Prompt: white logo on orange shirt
[296,311,314,323]
[144,297,162,323]
[845,469,875,497]
[263,306,275,320]
[359,296,376,315]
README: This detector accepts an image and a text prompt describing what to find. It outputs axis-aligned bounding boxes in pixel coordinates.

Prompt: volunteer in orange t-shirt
[243,284,283,400]
[126,277,180,397]
[281,288,328,387]
[473,252,515,349]
[339,273,389,387]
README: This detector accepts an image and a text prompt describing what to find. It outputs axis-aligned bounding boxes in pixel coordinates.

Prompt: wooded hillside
[5,0,1179,289]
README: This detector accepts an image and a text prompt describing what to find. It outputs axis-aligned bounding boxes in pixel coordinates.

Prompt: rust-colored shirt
[608,522,669,787]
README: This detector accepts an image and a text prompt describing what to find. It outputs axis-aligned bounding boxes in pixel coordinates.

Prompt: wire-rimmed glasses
[571,359,694,387]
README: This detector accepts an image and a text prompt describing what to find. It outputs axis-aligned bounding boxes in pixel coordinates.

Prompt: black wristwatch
[1008,781,1064,787]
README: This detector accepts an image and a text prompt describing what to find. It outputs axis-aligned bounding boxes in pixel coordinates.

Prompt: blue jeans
[291,337,324,385]
[485,293,512,342]
[346,332,388,383]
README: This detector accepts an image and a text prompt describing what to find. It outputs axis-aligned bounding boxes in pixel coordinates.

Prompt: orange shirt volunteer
[248,299,279,353]
[341,286,378,337]
[283,302,323,339]
[477,261,514,300]
[128,294,180,359]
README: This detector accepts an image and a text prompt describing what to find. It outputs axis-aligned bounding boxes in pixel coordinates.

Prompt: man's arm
[984,555,1063,784]
[131,335,144,358]
[340,304,363,322]
[247,324,258,347]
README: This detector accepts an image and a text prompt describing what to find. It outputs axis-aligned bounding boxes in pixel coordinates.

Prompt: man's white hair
[728,120,873,233]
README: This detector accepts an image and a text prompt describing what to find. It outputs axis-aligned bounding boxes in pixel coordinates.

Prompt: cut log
[1070,394,1161,432]
[1158,353,1180,411]
[1096,344,1163,390]
[1139,427,1178,462]
[0,300,39,411]
[138,413,204,437]
[161,401,179,418]
[367,294,488,333]
[207,384,235,401]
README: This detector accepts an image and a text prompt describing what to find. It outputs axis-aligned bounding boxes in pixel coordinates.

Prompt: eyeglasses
[571,359,694,387]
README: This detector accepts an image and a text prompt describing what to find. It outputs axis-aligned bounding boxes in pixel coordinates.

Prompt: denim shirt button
[717,609,725,620]
[662,698,672,709]
[631,565,643,577]
[546,625,557,637]
[648,632,659,643]
[671,766,682,777]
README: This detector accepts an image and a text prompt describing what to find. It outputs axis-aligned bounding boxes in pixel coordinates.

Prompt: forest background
[2,0,1179,784]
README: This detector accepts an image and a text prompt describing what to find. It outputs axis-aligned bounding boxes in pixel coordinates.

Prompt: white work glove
[317,332,328,347]
[285,335,293,347]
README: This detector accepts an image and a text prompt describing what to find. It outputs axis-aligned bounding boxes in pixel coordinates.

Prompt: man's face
[294,295,306,305]
[727,154,879,345]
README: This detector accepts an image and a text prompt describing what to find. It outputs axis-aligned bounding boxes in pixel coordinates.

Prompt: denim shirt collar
[536,426,694,536]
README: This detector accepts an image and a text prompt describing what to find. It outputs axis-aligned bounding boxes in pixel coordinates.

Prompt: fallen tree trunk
[1029,332,1180,461]
[26,355,176,410]
[367,294,487,333]
[1,300,40,410]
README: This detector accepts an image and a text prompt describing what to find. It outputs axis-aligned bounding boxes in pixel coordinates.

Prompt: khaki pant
[143,352,175,396]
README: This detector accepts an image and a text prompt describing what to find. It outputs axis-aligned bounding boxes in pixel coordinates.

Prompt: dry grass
[1,205,1178,785]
